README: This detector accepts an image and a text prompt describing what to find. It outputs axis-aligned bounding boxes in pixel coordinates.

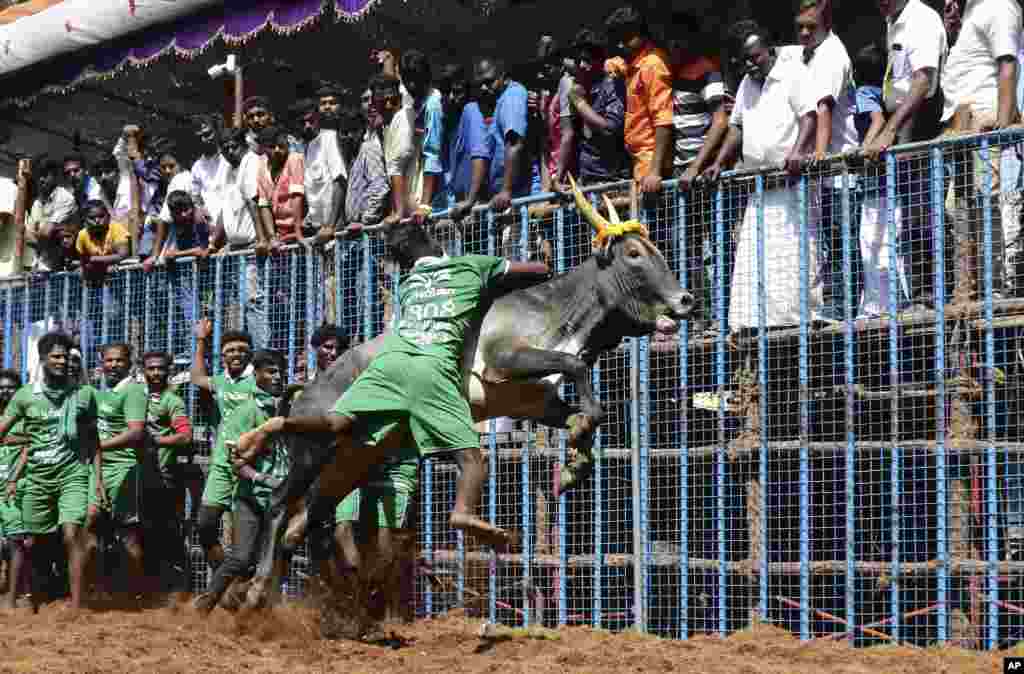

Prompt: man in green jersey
[190,321,257,570]
[0,332,99,611]
[83,343,149,595]
[194,350,286,615]
[141,351,194,589]
[0,369,30,610]
[239,219,549,603]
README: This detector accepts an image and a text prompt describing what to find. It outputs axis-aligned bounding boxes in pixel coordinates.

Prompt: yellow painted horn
[602,194,622,225]
[569,174,608,237]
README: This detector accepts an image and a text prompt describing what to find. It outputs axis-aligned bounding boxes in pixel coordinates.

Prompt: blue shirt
[855,85,884,143]
[448,103,491,200]
[162,215,210,256]
[486,81,531,198]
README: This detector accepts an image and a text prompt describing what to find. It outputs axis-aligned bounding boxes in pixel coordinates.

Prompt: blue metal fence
[3,129,1024,647]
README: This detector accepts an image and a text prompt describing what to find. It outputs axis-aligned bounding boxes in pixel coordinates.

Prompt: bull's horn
[602,195,622,225]
[568,175,608,234]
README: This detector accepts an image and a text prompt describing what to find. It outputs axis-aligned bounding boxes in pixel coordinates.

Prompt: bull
[244,180,694,609]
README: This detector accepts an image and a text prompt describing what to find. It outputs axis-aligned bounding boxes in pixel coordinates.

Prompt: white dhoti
[729,186,823,330]
[858,194,909,317]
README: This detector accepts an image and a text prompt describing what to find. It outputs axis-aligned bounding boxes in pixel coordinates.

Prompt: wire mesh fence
[3,129,1024,647]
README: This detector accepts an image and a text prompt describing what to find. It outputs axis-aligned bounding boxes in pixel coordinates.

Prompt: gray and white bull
[246,182,694,607]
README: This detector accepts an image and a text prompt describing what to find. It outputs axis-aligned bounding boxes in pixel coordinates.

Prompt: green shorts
[1,480,26,538]
[336,455,419,530]
[331,351,478,456]
[21,461,89,534]
[201,462,237,512]
[88,462,145,526]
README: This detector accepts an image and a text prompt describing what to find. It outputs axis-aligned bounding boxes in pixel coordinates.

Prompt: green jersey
[96,381,149,468]
[209,372,264,468]
[0,420,26,482]
[2,383,98,482]
[393,255,508,364]
[218,397,286,510]
[146,389,188,471]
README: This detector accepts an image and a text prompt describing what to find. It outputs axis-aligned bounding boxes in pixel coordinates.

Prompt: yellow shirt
[76,220,131,257]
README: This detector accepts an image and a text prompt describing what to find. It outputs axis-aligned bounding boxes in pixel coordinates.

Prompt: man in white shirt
[941,0,1021,299]
[25,159,78,272]
[864,0,947,311]
[787,0,862,321]
[301,101,347,242]
[704,21,823,330]
[0,175,19,278]
[372,72,423,225]
[185,117,228,227]
[209,128,275,349]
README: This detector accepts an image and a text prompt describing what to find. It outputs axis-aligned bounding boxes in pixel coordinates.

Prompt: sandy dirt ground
[0,598,1017,674]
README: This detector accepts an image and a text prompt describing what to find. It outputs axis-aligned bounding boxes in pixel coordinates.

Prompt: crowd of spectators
[2,0,1024,608]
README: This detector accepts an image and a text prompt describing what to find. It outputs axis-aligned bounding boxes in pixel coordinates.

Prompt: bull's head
[570,176,695,335]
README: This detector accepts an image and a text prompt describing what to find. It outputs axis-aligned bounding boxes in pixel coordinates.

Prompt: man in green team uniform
[0,332,99,611]
[194,350,286,614]
[141,351,194,589]
[83,343,150,596]
[190,321,258,570]
[239,220,550,557]
[0,370,30,609]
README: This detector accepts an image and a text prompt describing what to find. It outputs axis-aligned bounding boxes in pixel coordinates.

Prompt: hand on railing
[862,128,896,162]
[678,164,701,190]
[638,173,662,195]
[490,190,513,214]
[700,163,724,184]
[142,256,159,273]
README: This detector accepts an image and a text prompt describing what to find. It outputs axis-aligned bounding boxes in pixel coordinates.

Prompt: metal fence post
[886,151,902,644]
[756,173,769,624]
[677,186,690,640]
[518,204,532,627]
[798,174,810,641]
[931,145,949,644]
[2,286,11,369]
[981,137,998,649]
[555,203,568,628]
[841,167,856,642]
[629,183,645,634]
[715,184,727,637]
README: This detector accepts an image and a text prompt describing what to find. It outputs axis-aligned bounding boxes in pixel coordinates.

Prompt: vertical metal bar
[628,194,645,633]
[333,242,342,342]
[756,174,769,622]
[287,255,298,382]
[78,277,87,375]
[123,269,132,349]
[306,248,316,379]
[423,458,433,617]
[487,224,498,625]
[519,204,532,627]
[21,282,29,379]
[238,255,249,337]
[841,167,857,642]
[931,145,948,644]
[592,363,602,628]
[166,266,174,356]
[143,272,152,353]
[213,257,224,375]
[261,256,270,350]
[886,151,901,643]
[798,174,810,641]
[488,418,497,624]
[981,137,998,649]
[555,204,568,628]
[101,282,112,352]
[190,260,199,376]
[60,274,70,332]
[362,234,372,342]
[715,185,727,636]
[677,187,690,639]
[2,286,11,369]
[43,274,52,332]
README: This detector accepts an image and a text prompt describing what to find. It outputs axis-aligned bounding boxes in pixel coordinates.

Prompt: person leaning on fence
[705,21,823,331]
[300,99,347,243]
[193,349,288,615]
[0,369,29,610]
[207,127,275,350]
[75,200,131,281]
[140,351,195,591]
[606,5,673,196]
[189,319,259,573]
[188,116,229,226]
[939,0,1021,300]
[0,331,100,612]
[567,30,628,188]
[864,0,947,313]
[24,158,78,273]
[791,0,863,323]
[256,125,306,244]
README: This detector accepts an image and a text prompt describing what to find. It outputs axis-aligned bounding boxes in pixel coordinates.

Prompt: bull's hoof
[192,592,218,616]
[220,579,251,613]
[244,576,271,610]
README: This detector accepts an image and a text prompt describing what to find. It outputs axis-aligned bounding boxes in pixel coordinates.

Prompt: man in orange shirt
[605,5,673,195]
[76,200,131,279]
